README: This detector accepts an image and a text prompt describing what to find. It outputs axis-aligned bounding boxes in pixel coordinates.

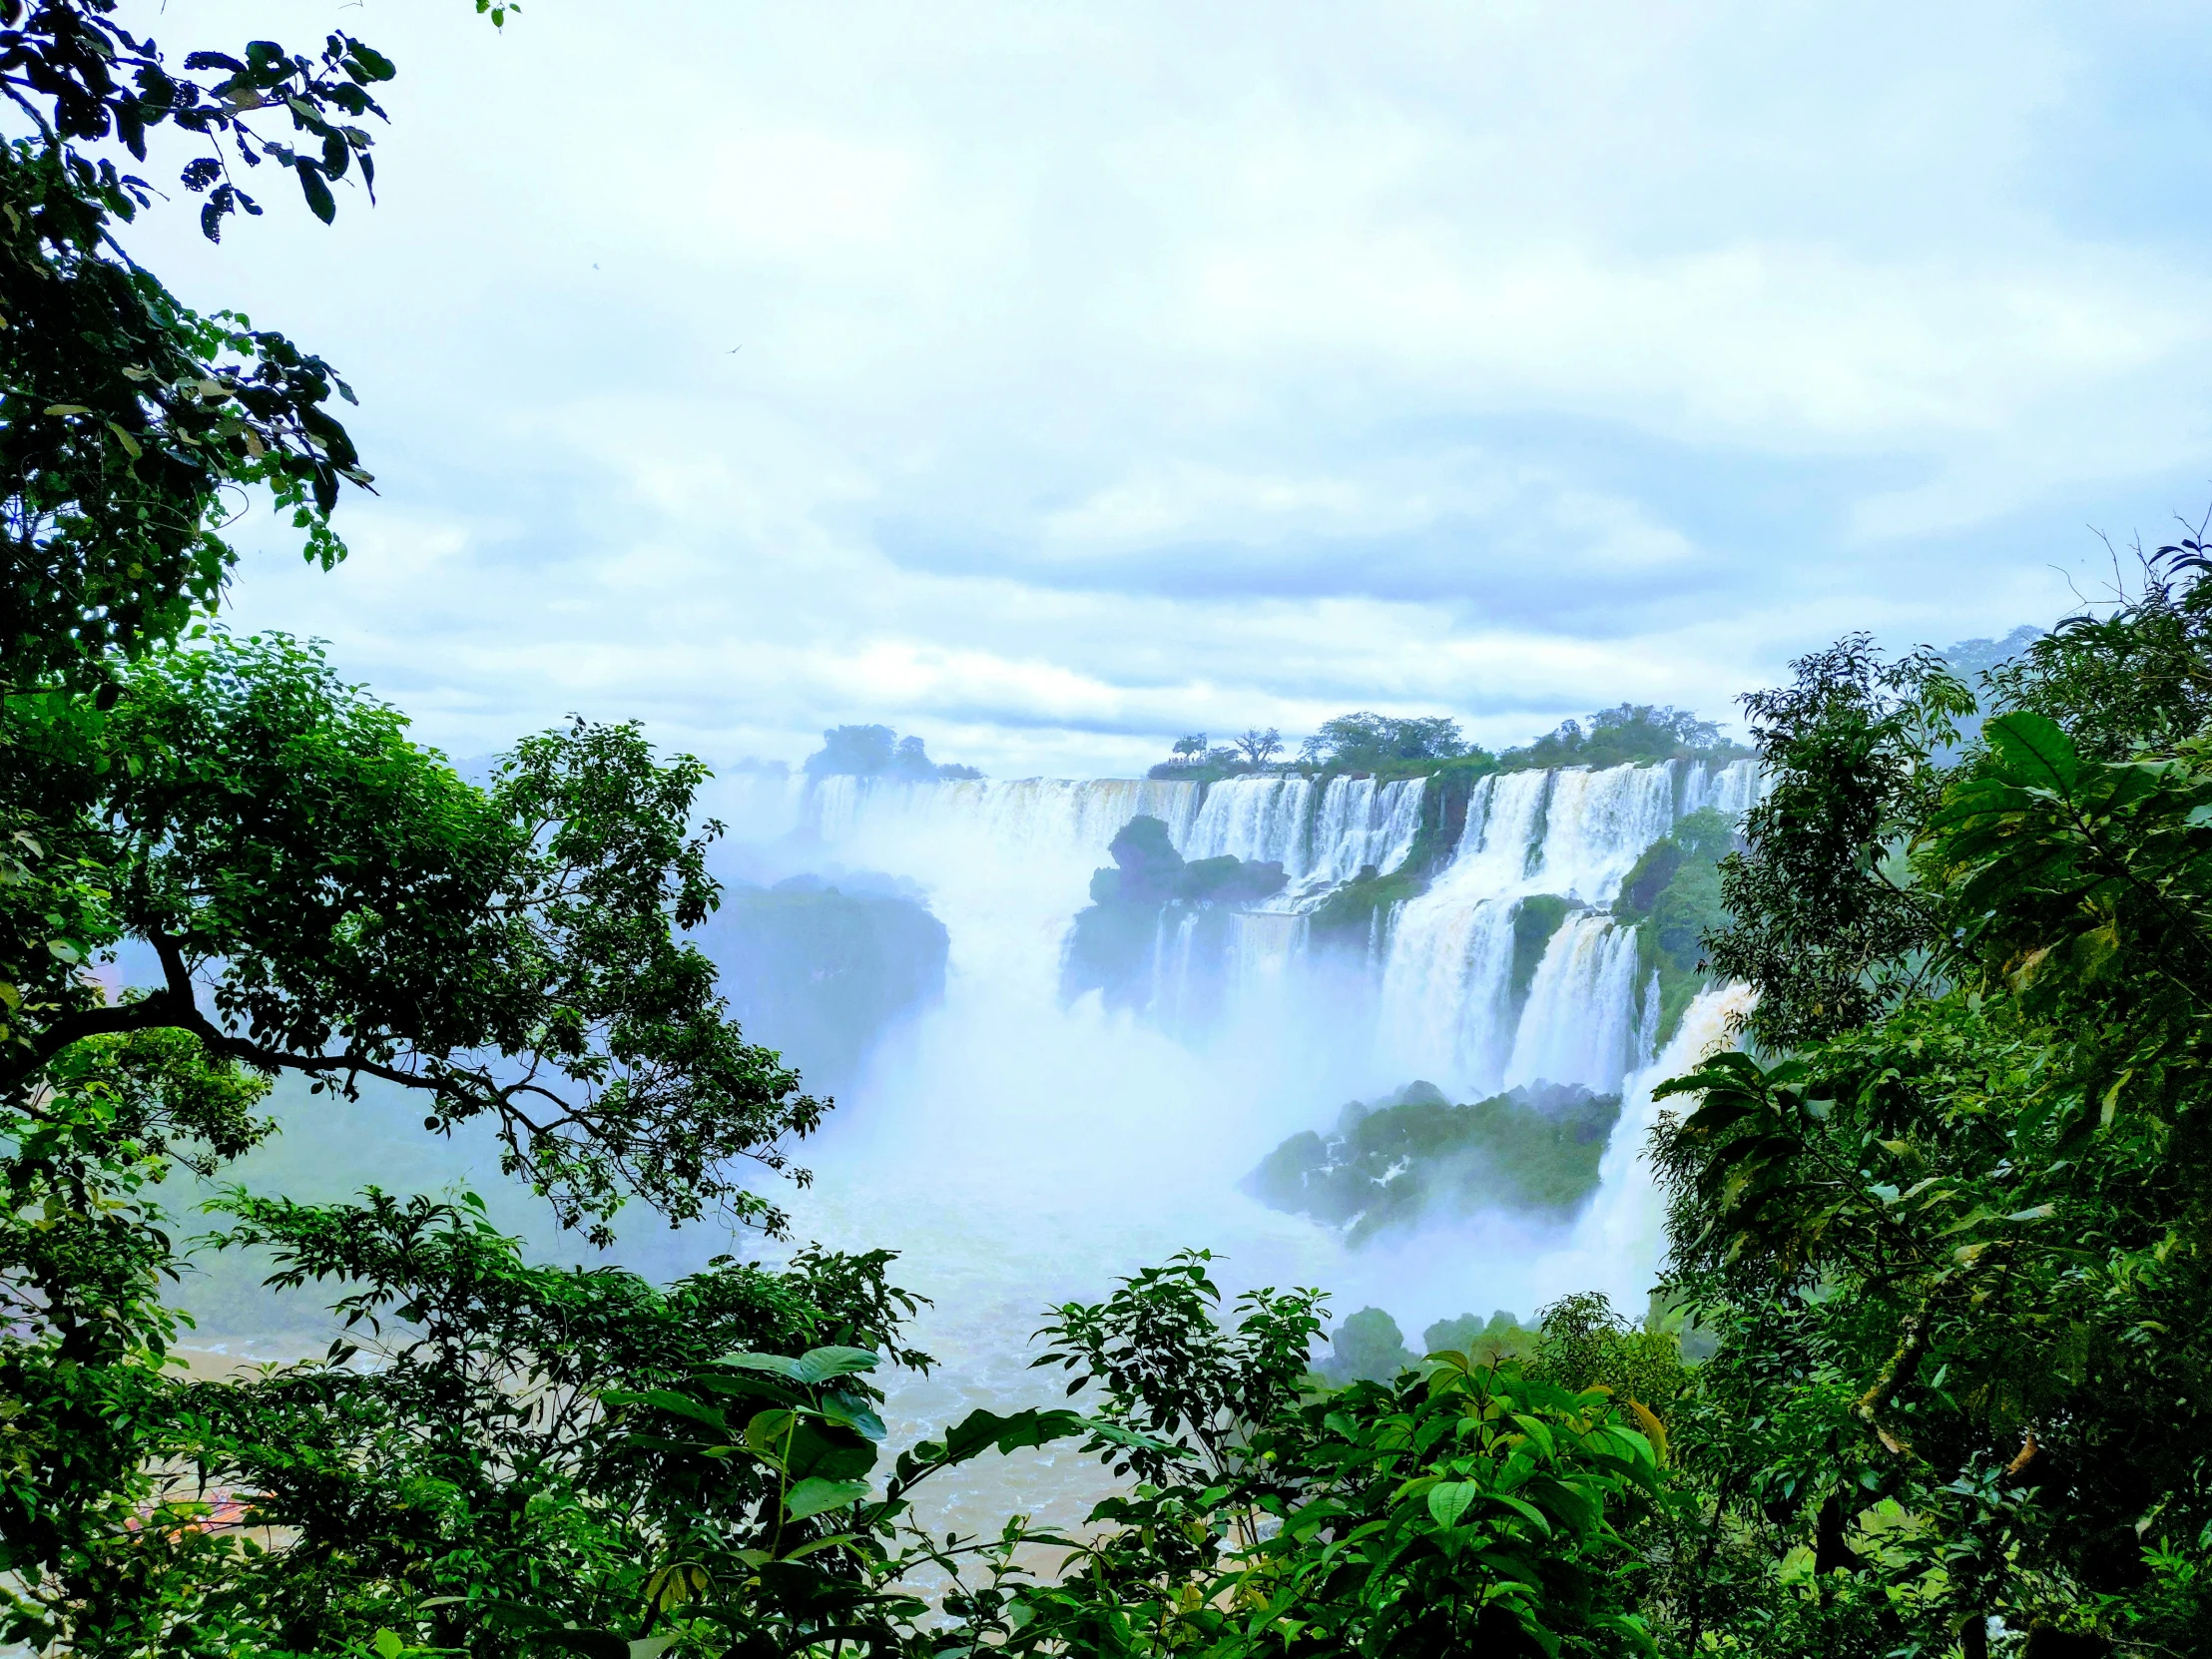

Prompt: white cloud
[139,0,2212,779]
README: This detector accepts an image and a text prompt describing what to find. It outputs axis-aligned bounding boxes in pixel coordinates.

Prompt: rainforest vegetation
[1059,815,1287,1012]
[1150,703,1748,784]
[1245,1080,1624,1240]
[6,4,2212,1655]
[803,726,981,783]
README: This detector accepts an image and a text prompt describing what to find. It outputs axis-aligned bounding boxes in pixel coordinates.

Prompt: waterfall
[774,760,1768,1492]
[1374,759,1756,1099]
[1528,764,1680,901]
[817,772,1427,895]
[810,774,1203,855]
[1182,777,1314,869]
[1551,981,1757,1305]
[803,760,1756,1092]
[1305,776,1427,887]
[1180,774,1427,893]
[1231,909,1307,991]
[1502,912,1642,1094]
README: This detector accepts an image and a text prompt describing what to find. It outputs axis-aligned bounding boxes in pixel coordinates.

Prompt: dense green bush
[1246,1079,1624,1240]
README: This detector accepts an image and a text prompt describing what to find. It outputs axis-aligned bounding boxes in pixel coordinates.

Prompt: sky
[125,0,2212,779]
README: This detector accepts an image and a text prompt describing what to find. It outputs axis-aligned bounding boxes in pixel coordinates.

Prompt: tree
[1323,1305,1415,1382]
[1172,732,1208,761]
[1309,711,1471,769]
[803,724,974,781]
[1,0,462,697]
[1233,726,1282,768]
[10,633,822,1242]
[1647,562,2212,1654]
[0,10,878,1650]
[1501,703,1742,772]
[804,723,897,778]
[1010,1259,1662,1657]
[1699,636,1971,1051]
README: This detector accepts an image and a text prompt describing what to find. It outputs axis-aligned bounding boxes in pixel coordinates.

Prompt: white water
[1377,759,1757,1097]
[823,772,1430,902]
[1504,911,1644,1095]
[793,758,1755,1237]
[738,757,1757,1510]
[1546,981,1758,1300]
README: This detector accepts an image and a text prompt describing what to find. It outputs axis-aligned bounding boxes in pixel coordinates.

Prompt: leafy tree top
[0,0,485,691]
[802,724,979,782]
[6,631,826,1242]
[1500,703,1745,773]
[1306,711,1474,769]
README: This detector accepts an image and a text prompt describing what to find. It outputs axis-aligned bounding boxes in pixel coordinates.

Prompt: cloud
[137,0,2212,779]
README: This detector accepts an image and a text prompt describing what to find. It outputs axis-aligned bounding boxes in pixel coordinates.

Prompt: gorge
[735,754,1759,1346]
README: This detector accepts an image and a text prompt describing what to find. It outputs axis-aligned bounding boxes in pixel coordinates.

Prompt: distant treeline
[1150,703,1750,782]
[804,723,982,781]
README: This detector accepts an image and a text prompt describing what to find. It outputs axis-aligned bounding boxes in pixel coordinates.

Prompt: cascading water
[739,762,1758,1540]
[1547,980,1759,1304]
[811,774,1203,854]
[1503,911,1643,1094]
[1377,759,1757,1099]
[1176,774,1427,896]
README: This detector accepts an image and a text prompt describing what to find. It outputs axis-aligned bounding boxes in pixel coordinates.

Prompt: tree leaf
[795,1345,881,1384]
[784,1476,869,1520]
[1985,711,2077,791]
[294,160,336,224]
[1426,1480,1480,1528]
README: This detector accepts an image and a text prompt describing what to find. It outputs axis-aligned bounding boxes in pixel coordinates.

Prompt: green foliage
[0,1029,268,1641]
[1644,556,2212,1654]
[7,632,825,1244]
[1500,704,1747,774]
[1035,1250,1327,1489]
[1321,1305,1416,1383]
[1701,634,1974,1051]
[1984,540,2212,761]
[1425,1308,1535,1365]
[1305,710,1476,770]
[803,724,979,782]
[1246,1080,1623,1240]
[30,7,2212,1654]
[0,1,438,694]
[993,1255,1662,1659]
[1232,727,1283,767]
[1529,1293,1689,1422]
[1061,816,1286,1009]
[0,1143,1102,1656]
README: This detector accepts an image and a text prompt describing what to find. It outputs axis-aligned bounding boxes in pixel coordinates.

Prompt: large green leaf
[1425,1480,1480,1528]
[784,1476,870,1521]
[718,1346,880,1385]
[1985,711,2078,792]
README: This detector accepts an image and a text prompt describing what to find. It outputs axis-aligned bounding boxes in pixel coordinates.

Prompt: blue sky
[135,1,2212,777]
